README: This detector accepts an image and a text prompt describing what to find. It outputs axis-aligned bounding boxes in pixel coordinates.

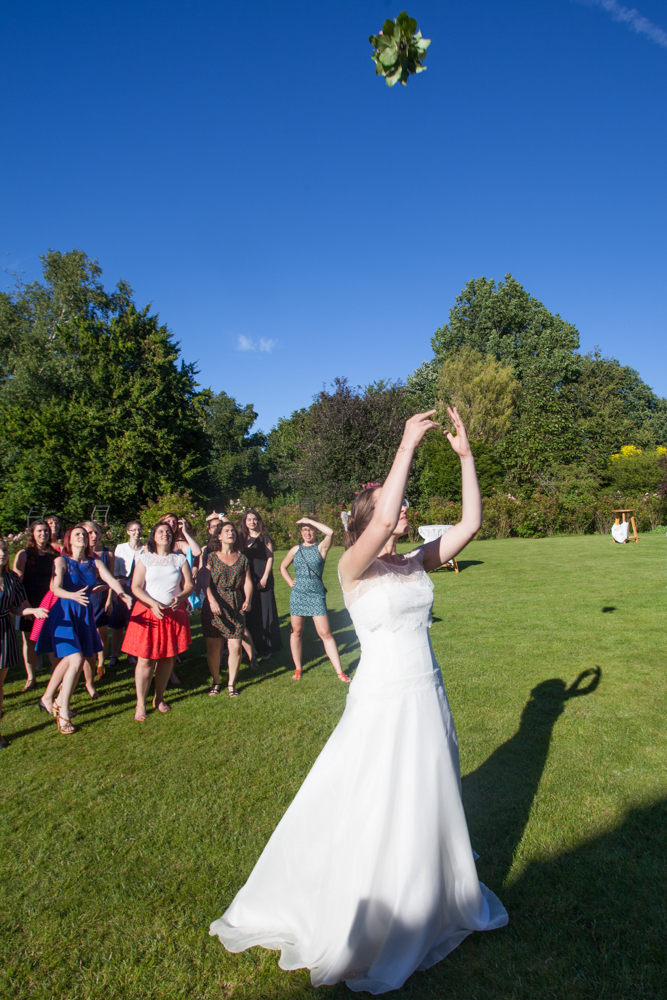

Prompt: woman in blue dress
[37,524,132,734]
[279,517,349,683]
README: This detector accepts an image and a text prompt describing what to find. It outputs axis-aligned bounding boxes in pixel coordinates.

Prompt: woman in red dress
[122,522,194,721]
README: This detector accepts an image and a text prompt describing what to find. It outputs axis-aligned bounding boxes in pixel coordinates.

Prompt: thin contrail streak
[578,0,667,49]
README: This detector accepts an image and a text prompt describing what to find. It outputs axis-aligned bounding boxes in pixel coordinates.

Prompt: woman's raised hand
[400,411,440,451]
[295,517,312,526]
[71,588,89,606]
[443,406,472,458]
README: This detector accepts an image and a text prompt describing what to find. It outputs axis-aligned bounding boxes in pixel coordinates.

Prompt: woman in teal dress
[279,517,348,683]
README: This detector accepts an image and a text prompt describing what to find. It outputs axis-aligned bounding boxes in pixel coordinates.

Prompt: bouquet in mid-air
[369,11,430,87]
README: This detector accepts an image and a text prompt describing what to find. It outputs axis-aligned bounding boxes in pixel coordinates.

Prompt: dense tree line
[2,254,665,531]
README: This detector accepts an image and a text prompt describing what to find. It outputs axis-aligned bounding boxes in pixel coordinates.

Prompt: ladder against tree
[611,509,638,543]
[91,504,110,526]
[26,506,46,529]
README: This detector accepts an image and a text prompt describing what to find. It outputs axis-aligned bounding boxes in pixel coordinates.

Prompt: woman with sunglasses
[211,409,507,992]
[279,517,348,683]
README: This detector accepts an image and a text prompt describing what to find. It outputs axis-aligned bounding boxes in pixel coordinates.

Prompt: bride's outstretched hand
[444,406,472,458]
[401,410,440,451]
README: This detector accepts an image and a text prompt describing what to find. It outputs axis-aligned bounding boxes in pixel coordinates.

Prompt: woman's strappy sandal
[152,697,171,714]
[55,712,75,735]
[228,685,238,698]
[291,670,302,681]
[337,672,351,683]
[208,683,223,697]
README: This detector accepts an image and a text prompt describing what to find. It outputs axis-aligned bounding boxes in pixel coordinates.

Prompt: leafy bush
[417,435,504,500]
[607,446,667,493]
[137,492,207,539]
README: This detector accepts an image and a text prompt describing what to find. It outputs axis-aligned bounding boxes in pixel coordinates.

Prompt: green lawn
[1,535,666,1000]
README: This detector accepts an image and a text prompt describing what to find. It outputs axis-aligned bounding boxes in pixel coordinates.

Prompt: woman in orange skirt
[122,522,194,721]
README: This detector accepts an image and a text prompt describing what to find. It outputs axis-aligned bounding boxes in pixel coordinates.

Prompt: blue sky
[2,0,666,433]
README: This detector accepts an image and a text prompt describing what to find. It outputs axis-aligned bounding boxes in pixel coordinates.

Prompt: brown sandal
[55,712,75,735]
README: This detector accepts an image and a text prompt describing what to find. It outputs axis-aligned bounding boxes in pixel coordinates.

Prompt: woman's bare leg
[21,634,37,688]
[40,657,70,712]
[55,654,85,723]
[134,658,154,719]
[241,629,258,668]
[154,657,174,710]
[97,625,108,677]
[289,616,305,677]
[313,615,346,677]
[82,657,97,697]
[206,638,222,688]
[227,638,242,693]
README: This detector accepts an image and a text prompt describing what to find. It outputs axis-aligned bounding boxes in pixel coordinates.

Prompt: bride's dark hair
[343,486,382,549]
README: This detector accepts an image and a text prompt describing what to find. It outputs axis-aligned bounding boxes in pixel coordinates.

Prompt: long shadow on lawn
[462,667,602,888]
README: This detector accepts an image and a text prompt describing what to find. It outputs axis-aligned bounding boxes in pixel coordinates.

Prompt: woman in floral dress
[200,523,254,698]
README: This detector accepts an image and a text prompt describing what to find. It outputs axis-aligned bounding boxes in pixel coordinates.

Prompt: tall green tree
[265,378,415,505]
[203,391,267,503]
[0,250,210,529]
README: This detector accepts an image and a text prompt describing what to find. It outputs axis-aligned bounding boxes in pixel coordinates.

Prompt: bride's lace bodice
[339,547,433,633]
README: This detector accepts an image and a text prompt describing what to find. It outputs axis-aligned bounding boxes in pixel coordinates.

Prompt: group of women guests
[0,505,348,741]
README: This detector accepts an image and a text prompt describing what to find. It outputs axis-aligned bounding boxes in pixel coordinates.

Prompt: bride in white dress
[210,408,508,993]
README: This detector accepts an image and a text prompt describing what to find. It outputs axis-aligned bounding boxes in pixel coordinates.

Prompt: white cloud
[578,0,667,49]
[235,334,278,353]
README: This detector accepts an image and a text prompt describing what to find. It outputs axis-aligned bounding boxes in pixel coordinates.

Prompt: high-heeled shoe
[151,696,170,714]
[55,711,75,735]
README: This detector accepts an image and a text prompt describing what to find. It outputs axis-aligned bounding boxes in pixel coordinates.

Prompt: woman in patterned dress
[0,538,49,748]
[200,522,254,698]
[279,517,348,683]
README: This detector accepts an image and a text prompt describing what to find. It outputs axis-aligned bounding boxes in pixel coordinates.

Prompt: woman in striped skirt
[0,538,49,748]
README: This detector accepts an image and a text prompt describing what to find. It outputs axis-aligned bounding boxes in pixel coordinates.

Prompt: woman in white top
[122,522,194,721]
[108,519,144,667]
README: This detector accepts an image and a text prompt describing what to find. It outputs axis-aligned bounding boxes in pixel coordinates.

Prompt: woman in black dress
[0,538,48,747]
[12,520,58,691]
[239,509,282,660]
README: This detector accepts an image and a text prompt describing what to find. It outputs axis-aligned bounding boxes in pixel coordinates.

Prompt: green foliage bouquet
[369,11,430,87]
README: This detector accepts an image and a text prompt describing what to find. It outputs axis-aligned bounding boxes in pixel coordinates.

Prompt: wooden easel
[612,509,638,543]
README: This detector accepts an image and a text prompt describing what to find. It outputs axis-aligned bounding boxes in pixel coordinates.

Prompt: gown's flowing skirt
[210,625,507,994]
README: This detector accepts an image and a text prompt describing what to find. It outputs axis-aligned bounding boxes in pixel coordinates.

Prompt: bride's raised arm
[338,410,439,588]
[421,406,482,572]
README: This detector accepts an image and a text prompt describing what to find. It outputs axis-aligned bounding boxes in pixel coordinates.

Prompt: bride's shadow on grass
[462,667,602,888]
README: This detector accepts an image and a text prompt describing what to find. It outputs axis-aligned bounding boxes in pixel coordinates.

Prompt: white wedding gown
[209,548,508,993]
